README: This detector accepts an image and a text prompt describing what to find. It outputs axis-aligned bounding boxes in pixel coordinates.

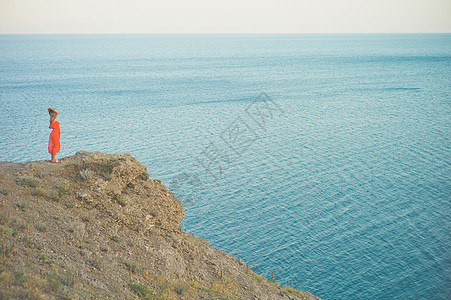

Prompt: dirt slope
[0,151,319,300]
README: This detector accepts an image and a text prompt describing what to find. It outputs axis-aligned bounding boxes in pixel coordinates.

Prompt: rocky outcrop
[0,151,320,299]
[66,151,184,233]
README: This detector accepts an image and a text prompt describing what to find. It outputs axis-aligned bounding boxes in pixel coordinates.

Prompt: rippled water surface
[0,34,450,299]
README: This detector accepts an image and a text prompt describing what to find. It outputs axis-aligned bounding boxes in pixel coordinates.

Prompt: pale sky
[0,0,450,34]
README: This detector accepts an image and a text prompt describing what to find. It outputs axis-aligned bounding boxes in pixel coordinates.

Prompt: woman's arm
[48,108,59,124]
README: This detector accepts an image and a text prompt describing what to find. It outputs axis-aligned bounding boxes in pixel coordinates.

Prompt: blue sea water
[0,34,450,299]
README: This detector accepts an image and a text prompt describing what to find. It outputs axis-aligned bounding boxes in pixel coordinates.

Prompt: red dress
[48,121,61,155]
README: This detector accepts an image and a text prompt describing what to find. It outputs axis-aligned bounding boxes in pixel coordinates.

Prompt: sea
[0,34,450,299]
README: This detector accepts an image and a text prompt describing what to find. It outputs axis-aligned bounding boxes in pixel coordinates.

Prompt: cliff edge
[0,151,319,299]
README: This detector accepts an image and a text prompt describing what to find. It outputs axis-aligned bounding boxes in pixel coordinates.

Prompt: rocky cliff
[0,151,319,300]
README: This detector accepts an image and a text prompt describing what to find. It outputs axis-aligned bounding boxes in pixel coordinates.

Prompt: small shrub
[57,185,69,197]
[15,202,27,212]
[124,261,140,274]
[63,162,79,168]
[140,172,149,180]
[103,170,114,180]
[88,259,101,270]
[23,237,35,248]
[35,172,46,178]
[116,196,126,207]
[1,226,17,236]
[100,246,109,252]
[15,176,41,188]
[81,216,91,222]
[47,273,62,292]
[111,236,119,243]
[47,272,73,292]
[111,155,126,162]
[35,224,46,232]
[175,284,187,295]
[102,162,114,180]
[13,268,27,287]
[129,283,153,298]
[0,187,9,195]
[46,192,59,202]
[3,243,11,256]
[79,169,92,180]
[38,253,47,261]
[34,241,43,250]
[149,211,158,217]
[282,286,296,294]
[65,202,74,208]
[32,187,46,197]
[59,274,73,287]
[127,242,134,247]
[9,218,26,230]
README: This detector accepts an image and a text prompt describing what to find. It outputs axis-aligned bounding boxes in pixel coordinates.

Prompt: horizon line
[1,32,451,35]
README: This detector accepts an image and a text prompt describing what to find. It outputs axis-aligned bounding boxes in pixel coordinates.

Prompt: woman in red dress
[48,108,60,162]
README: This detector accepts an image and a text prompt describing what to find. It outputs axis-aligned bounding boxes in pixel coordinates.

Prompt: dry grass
[129,282,154,298]
[0,187,9,195]
[1,226,17,237]
[124,261,141,274]
[35,224,47,232]
[57,185,69,197]
[15,176,41,188]
[32,187,46,197]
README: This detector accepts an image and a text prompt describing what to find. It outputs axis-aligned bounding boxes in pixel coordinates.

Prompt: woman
[48,108,60,162]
